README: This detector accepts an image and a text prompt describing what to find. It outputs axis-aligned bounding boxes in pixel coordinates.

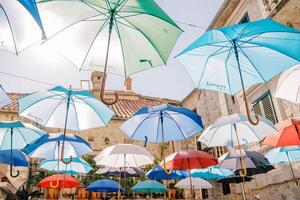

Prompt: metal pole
[286,151,298,185]
[240,182,247,200]
[187,158,194,199]
[10,128,19,178]
[61,90,72,164]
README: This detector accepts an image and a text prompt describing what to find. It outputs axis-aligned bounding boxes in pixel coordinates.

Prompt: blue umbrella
[0,149,28,167]
[266,146,300,184]
[191,165,233,180]
[131,180,167,193]
[147,165,188,180]
[19,86,114,164]
[87,179,124,193]
[177,19,300,125]
[0,121,46,177]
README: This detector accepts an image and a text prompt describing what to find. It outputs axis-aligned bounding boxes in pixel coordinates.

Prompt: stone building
[181,0,300,199]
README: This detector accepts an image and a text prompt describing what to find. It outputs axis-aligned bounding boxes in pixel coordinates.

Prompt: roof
[1,93,171,119]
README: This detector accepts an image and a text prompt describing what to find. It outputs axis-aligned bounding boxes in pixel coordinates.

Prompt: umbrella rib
[129,113,157,140]
[43,98,67,127]
[163,111,188,140]
[70,97,80,131]
[0,128,10,149]
[82,1,110,16]
[240,121,262,142]
[15,128,27,147]
[224,46,234,95]
[155,113,160,144]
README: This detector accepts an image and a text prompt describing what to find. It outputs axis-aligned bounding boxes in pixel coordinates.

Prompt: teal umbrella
[191,165,233,180]
[131,180,167,193]
[36,0,182,104]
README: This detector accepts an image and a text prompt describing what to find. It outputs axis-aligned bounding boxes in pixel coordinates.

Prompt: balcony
[260,0,288,17]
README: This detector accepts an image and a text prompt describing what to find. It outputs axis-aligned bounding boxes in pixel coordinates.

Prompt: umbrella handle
[100,71,119,105]
[10,165,19,178]
[50,179,59,189]
[162,158,173,175]
[244,97,259,125]
[61,155,73,165]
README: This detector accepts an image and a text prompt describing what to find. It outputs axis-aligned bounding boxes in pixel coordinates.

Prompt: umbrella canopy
[217,175,253,184]
[36,0,182,104]
[96,166,143,178]
[87,179,123,193]
[198,113,276,147]
[147,165,188,180]
[219,150,274,174]
[275,64,300,104]
[0,0,45,54]
[177,19,300,124]
[263,118,300,147]
[19,86,114,131]
[265,146,300,164]
[39,174,80,189]
[0,121,46,177]
[131,180,167,193]
[175,177,212,189]
[0,149,28,167]
[40,157,92,174]
[0,85,11,109]
[164,150,218,170]
[191,165,233,180]
[121,104,204,143]
[94,144,154,168]
[22,133,92,160]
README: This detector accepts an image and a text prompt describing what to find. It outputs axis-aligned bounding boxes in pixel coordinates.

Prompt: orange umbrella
[39,174,80,189]
[262,117,300,147]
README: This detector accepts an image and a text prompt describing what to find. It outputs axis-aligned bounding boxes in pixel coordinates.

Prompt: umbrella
[0,0,45,54]
[0,85,11,108]
[121,104,203,172]
[265,146,300,184]
[147,165,188,180]
[198,113,276,177]
[275,64,300,104]
[176,18,300,125]
[175,177,212,189]
[263,117,300,147]
[94,144,154,192]
[36,0,182,105]
[0,149,28,167]
[191,165,233,180]
[131,180,167,193]
[40,157,92,175]
[0,121,46,177]
[217,175,252,184]
[87,179,124,193]
[39,174,80,189]
[96,166,143,178]
[163,150,217,198]
[219,150,274,175]
[19,86,113,163]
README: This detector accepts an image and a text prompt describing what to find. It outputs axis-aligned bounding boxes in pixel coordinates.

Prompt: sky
[0,0,224,100]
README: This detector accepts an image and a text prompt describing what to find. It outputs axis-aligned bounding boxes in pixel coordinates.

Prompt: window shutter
[253,92,278,124]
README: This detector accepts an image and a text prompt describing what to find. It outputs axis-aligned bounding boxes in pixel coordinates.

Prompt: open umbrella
[96,166,143,178]
[36,0,182,105]
[147,165,188,180]
[131,180,167,193]
[177,18,300,125]
[87,179,124,193]
[175,177,212,189]
[121,104,204,173]
[265,146,300,185]
[163,150,217,198]
[217,175,253,184]
[19,86,113,164]
[40,157,92,175]
[198,113,276,177]
[263,117,300,147]
[0,149,28,167]
[39,174,80,189]
[191,165,233,180]
[0,121,46,177]
[275,64,300,104]
[0,0,45,54]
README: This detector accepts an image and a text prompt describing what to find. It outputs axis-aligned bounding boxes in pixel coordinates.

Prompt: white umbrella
[198,113,277,147]
[275,64,300,104]
[175,177,212,189]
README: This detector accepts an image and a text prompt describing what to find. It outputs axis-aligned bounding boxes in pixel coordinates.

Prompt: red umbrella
[262,117,300,147]
[163,150,217,199]
[39,174,80,189]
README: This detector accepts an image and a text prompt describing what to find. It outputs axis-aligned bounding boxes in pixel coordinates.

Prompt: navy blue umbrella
[0,149,28,167]
[87,179,124,193]
[147,165,188,180]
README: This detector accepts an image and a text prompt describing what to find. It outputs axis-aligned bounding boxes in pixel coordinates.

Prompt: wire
[0,71,57,86]
[175,20,207,30]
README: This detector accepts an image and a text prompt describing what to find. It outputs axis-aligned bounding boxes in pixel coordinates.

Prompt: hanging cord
[175,20,207,30]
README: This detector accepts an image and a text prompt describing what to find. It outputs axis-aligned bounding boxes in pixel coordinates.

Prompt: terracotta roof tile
[1,93,161,119]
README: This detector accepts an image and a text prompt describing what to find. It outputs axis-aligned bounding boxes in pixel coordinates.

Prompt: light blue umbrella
[177,19,300,125]
[131,180,167,193]
[19,86,114,164]
[87,179,124,193]
[266,146,300,184]
[191,165,233,180]
[147,165,188,180]
[40,157,92,175]
[0,121,46,177]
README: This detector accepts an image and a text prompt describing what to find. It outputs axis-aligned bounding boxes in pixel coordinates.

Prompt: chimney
[125,77,132,91]
[91,71,105,98]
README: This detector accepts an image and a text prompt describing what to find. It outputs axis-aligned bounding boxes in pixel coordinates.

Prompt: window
[202,189,209,199]
[239,13,250,24]
[222,183,231,195]
[196,140,203,150]
[253,92,278,124]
